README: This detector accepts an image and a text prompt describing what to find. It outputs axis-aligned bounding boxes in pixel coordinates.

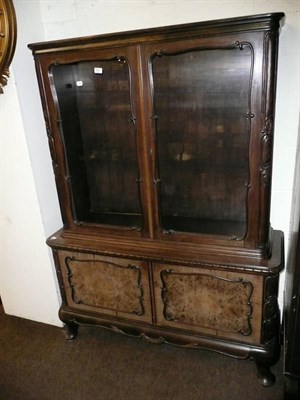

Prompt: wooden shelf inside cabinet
[29,12,285,387]
[160,216,246,238]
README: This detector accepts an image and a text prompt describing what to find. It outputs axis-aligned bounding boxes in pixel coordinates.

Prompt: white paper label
[94,67,103,74]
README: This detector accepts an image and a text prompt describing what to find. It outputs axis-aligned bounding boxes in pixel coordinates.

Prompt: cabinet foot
[255,360,276,387]
[64,321,78,340]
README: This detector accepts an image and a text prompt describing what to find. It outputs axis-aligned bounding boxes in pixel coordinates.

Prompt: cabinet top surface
[47,229,284,273]
[28,12,285,54]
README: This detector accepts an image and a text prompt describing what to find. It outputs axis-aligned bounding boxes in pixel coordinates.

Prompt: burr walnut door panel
[58,251,152,323]
[153,263,263,344]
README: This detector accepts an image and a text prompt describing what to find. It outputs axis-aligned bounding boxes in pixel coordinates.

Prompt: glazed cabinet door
[153,263,263,344]
[57,250,152,323]
[140,30,278,250]
[36,46,150,237]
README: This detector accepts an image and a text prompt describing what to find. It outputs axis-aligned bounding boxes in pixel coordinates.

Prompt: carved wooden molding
[0,0,17,93]
[262,275,280,343]
[64,317,251,359]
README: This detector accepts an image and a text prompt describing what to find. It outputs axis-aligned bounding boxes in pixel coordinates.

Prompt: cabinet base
[59,306,280,386]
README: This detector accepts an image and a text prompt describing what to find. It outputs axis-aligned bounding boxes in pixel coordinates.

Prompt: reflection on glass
[152,47,252,237]
[52,58,143,229]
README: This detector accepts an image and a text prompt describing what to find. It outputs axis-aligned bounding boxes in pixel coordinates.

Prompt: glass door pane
[151,46,252,237]
[51,58,143,229]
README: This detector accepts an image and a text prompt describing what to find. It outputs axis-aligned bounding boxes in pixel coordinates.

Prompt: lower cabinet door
[57,250,152,323]
[153,263,263,344]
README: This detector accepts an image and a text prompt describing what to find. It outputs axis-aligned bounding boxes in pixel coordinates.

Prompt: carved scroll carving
[260,113,273,185]
[0,0,17,93]
[262,275,280,343]
[260,31,276,186]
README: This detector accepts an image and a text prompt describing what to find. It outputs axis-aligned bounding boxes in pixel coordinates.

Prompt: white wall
[1,0,299,325]
[0,73,62,326]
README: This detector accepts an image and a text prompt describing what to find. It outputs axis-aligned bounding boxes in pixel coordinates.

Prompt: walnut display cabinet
[29,13,285,386]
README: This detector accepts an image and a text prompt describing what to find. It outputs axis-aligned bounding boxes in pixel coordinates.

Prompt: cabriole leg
[255,360,276,387]
[64,321,78,340]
